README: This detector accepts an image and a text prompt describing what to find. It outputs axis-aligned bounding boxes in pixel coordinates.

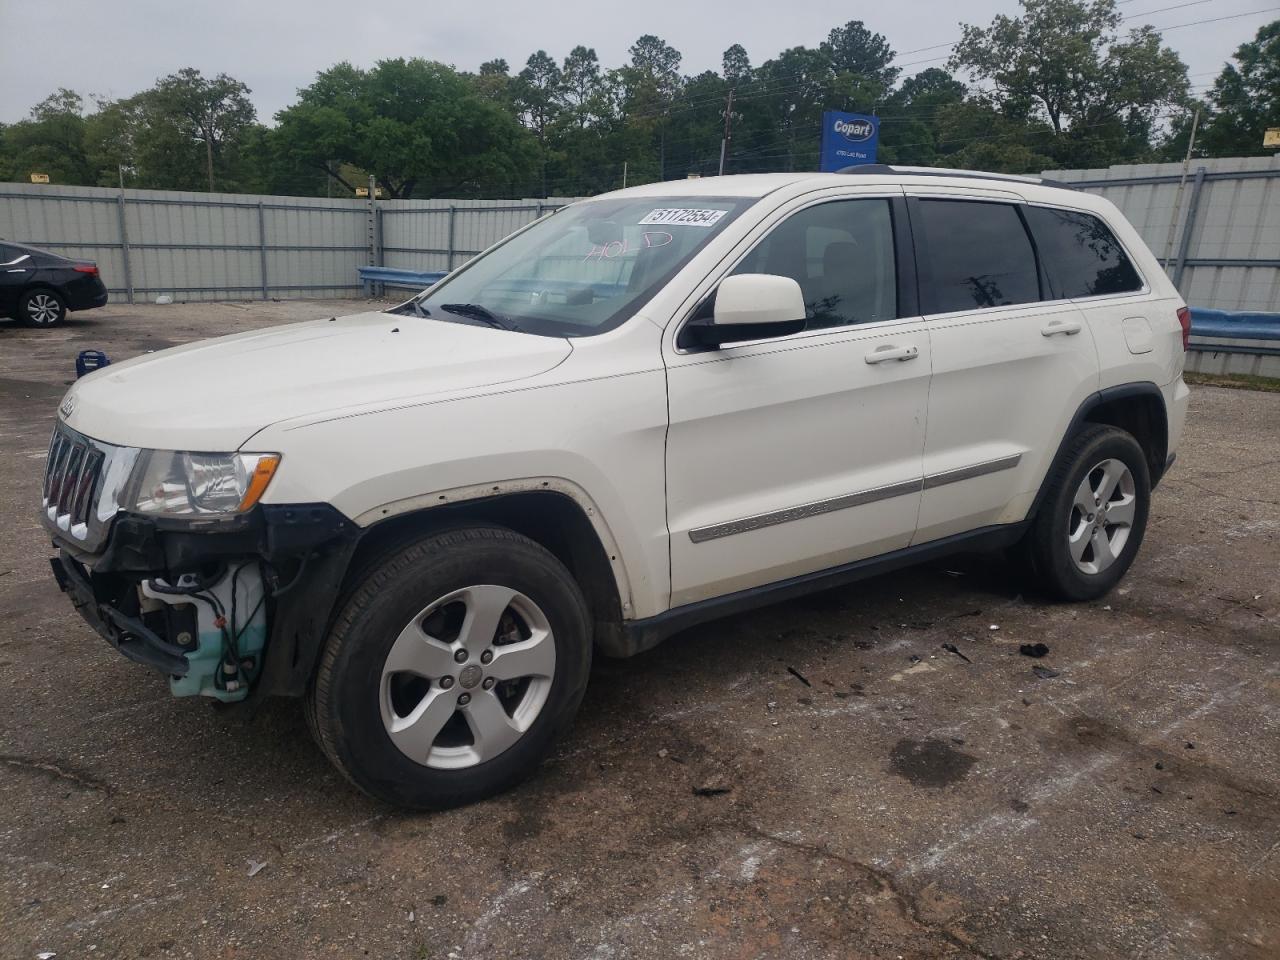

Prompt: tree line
[0,0,1274,200]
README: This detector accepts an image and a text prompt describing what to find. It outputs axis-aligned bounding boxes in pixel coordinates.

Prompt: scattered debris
[1032,665,1061,680]
[1103,604,1112,611]
[408,911,415,922]
[941,642,972,663]
[247,859,268,877]
[786,666,811,687]
[1185,741,1196,750]
[431,894,448,907]
[1155,761,1164,770]
[989,624,1000,632]
[909,654,922,664]
[692,785,732,797]
[37,953,56,960]
[1019,643,1050,658]
[657,748,669,759]
[891,661,937,682]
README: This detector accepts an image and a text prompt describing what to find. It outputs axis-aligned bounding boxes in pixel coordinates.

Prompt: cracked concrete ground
[1,301,1277,960]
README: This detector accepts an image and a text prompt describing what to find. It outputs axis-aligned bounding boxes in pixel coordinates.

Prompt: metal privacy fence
[0,183,577,303]
[1046,155,1280,313]
[2,156,1277,310]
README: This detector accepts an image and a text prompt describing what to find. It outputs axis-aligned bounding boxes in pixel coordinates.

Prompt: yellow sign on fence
[30,172,50,183]
[1264,128,1280,148]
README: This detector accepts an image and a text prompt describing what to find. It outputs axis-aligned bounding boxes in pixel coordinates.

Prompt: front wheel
[306,525,591,809]
[19,288,67,327]
[1019,424,1151,601]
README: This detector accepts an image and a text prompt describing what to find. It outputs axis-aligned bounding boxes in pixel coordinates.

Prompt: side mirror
[682,274,806,349]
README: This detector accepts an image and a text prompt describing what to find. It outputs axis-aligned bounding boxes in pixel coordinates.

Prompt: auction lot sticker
[638,208,727,227]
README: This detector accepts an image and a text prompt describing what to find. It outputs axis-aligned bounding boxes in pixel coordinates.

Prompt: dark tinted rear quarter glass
[1024,206,1142,298]
[917,200,1040,313]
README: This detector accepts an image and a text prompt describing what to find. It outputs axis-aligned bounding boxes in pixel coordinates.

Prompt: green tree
[879,68,967,165]
[147,69,258,191]
[0,89,95,185]
[1199,20,1280,156]
[950,0,1188,167]
[274,58,537,198]
[512,51,563,196]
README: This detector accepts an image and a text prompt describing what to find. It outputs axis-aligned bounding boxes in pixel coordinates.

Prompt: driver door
[663,192,932,607]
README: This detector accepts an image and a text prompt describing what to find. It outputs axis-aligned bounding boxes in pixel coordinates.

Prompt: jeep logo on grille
[834,118,875,143]
[59,394,76,418]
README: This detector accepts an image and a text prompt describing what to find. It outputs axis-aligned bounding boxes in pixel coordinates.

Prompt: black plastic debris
[1019,643,1050,658]
[1032,665,1061,679]
[786,666,811,687]
[941,642,971,663]
[692,785,732,797]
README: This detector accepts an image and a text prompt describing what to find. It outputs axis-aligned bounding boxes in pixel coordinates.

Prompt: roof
[590,165,1079,202]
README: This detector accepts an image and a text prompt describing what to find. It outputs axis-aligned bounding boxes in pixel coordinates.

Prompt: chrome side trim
[687,454,1023,544]
[688,478,922,543]
[922,454,1023,490]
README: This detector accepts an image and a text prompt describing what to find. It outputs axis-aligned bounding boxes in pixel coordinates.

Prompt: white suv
[44,166,1191,808]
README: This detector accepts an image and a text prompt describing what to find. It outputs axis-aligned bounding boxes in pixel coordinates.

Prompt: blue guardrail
[1189,308,1280,342]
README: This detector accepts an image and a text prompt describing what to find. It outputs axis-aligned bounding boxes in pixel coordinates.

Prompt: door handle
[6,269,27,273]
[865,344,919,364]
[1041,319,1082,337]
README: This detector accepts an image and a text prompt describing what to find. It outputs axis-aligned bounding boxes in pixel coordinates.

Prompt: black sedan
[0,241,108,327]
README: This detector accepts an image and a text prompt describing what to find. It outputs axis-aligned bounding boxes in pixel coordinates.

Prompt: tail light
[73,263,98,275]
[1176,306,1191,351]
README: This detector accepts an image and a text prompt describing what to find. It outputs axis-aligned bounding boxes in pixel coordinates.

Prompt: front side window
[1023,206,1143,299]
[917,199,1040,313]
[731,198,898,329]
[408,196,754,337]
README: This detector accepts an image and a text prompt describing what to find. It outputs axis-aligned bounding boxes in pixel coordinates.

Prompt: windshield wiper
[441,302,519,331]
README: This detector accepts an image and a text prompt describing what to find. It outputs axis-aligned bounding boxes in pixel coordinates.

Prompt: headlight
[129,451,281,517]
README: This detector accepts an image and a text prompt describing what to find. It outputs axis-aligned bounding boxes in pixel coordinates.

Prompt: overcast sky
[0,0,1266,123]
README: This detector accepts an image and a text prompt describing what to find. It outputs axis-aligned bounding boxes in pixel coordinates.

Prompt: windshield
[404,196,755,337]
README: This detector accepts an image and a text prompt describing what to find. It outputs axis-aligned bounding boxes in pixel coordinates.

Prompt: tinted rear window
[1024,206,1143,299]
[917,200,1039,313]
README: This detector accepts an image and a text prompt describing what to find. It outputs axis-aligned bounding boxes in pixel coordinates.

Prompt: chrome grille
[43,426,109,536]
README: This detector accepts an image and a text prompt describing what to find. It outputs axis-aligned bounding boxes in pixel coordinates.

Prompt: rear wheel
[307,525,591,809]
[1019,424,1151,601]
[19,288,67,327]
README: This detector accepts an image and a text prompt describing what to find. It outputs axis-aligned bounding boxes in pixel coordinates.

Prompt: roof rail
[836,163,1075,191]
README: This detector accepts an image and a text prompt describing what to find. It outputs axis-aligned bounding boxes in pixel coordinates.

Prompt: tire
[18,288,67,327]
[1019,424,1151,601]
[307,525,592,809]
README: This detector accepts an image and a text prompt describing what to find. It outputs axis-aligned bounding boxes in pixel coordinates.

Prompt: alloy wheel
[380,584,556,769]
[26,293,61,325]
[1067,457,1137,575]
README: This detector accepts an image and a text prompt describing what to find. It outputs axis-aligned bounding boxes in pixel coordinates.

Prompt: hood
[61,310,572,450]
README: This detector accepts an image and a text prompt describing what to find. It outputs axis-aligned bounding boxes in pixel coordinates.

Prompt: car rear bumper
[66,281,108,311]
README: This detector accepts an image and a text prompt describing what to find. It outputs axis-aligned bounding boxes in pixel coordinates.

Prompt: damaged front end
[43,424,358,704]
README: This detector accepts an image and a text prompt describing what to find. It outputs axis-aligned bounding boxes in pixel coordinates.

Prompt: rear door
[908,193,1100,544]
[1022,204,1178,391]
[0,244,32,316]
[663,189,932,607]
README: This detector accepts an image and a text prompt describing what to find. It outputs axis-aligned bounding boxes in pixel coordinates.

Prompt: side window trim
[889,196,919,319]
[1012,203,1052,302]
[674,192,913,352]
[1023,202,1150,301]
[908,195,1044,317]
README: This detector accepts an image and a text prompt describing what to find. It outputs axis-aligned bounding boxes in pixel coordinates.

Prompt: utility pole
[1162,107,1201,269]
[204,132,215,193]
[622,161,628,189]
[718,87,735,176]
